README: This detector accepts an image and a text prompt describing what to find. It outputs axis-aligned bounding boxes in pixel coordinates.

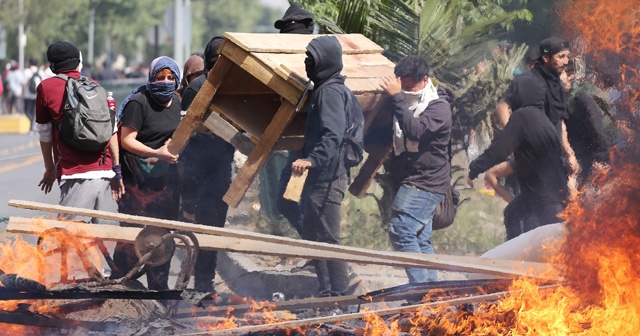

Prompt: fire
[0,218,108,333]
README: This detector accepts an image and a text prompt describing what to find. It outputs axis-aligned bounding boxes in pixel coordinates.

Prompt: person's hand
[380,75,402,96]
[38,169,57,194]
[291,159,312,176]
[467,178,474,188]
[110,178,125,201]
[156,139,179,164]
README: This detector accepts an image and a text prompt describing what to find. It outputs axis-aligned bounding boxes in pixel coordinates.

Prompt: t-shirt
[120,90,182,150]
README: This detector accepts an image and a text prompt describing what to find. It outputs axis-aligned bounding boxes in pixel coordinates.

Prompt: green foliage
[0,0,280,67]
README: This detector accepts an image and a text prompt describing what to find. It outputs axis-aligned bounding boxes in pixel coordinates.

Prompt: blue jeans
[388,184,444,283]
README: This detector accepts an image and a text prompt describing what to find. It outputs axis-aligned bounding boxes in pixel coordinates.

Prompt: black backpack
[342,92,364,169]
[27,72,41,94]
[55,74,114,152]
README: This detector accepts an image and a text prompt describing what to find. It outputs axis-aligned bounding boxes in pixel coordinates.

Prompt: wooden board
[349,145,392,198]
[220,42,305,103]
[223,100,299,207]
[224,32,384,54]
[8,200,562,280]
[201,111,255,156]
[168,54,235,155]
[283,170,307,202]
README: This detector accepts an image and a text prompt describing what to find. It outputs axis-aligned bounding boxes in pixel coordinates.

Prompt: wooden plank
[348,146,392,198]
[202,111,255,156]
[220,42,304,103]
[283,170,307,202]
[224,32,384,54]
[216,65,275,96]
[5,217,421,268]
[168,54,235,155]
[6,217,557,279]
[223,100,299,207]
[8,200,561,279]
[180,291,514,336]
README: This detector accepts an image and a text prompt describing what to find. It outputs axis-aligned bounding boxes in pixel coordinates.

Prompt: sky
[260,0,290,11]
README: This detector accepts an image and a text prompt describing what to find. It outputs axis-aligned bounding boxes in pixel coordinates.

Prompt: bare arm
[38,141,56,194]
[495,99,512,128]
[120,126,179,164]
[484,161,515,203]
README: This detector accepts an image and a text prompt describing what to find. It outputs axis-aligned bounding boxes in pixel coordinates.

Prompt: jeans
[388,184,444,283]
[301,174,349,294]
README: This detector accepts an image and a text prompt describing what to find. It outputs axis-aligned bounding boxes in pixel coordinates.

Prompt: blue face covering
[146,80,176,105]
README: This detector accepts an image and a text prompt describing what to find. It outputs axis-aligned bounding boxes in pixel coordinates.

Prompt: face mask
[146,81,176,105]
[304,53,315,79]
[402,88,424,106]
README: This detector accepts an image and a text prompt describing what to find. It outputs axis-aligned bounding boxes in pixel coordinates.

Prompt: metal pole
[184,0,191,59]
[18,0,24,70]
[173,0,184,69]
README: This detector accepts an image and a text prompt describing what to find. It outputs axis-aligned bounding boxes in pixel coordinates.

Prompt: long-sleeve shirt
[469,106,568,206]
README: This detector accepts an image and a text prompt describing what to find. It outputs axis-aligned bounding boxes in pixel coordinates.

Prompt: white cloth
[393,78,439,155]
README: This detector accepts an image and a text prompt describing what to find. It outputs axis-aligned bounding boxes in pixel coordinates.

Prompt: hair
[204,36,225,72]
[28,57,38,66]
[394,55,429,82]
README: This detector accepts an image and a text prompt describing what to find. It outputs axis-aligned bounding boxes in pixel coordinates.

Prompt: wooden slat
[5,217,422,268]
[223,100,299,207]
[220,42,305,103]
[180,291,514,336]
[348,145,392,198]
[283,170,307,202]
[168,54,235,155]
[224,32,384,54]
[7,200,561,279]
[202,111,255,156]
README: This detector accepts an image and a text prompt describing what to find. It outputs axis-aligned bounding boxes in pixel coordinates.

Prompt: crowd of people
[27,1,619,299]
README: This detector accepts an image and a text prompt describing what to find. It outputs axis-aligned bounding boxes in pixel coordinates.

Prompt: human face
[543,50,570,76]
[400,76,428,92]
[154,68,175,83]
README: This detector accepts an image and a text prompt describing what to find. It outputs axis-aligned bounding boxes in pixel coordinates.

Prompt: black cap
[274,2,314,30]
[47,41,80,74]
[539,36,569,58]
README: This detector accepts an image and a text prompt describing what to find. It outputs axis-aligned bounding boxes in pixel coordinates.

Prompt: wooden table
[168,32,395,207]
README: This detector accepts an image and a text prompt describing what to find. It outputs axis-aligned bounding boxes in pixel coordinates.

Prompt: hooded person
[35,40,123,224]
[176,54,204,99]
[469,75,568,239]
[274,1,314,34]
[291,36,364,297]
[261,0,314,273]
[178,36,235,292]
[112,56,182,292]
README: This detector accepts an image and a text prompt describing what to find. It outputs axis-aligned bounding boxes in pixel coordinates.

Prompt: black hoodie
[469,76,568,206]
[274,2,314,34]
[302,36,363,182]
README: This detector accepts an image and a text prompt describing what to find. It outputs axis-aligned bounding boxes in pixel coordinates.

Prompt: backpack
[432,140,461,230]
[27,72,41,94]
[343,92,364,169]
[55,74,114,152]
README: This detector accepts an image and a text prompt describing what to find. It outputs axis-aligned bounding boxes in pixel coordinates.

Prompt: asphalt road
[0,133,118,225]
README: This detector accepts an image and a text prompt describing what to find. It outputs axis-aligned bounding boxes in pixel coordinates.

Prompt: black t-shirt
[181,74,206,111]
[120,90,182,150]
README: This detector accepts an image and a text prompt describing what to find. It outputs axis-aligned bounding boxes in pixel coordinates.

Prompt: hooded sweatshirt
[302,36,363,182]
[469,76,568,207]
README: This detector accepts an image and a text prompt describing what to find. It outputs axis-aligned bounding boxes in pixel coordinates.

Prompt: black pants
[301,174,349,294]
[504,192,563,240]
[276,151,304,235]
[24,98,36,131]
[114,172,179,291]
